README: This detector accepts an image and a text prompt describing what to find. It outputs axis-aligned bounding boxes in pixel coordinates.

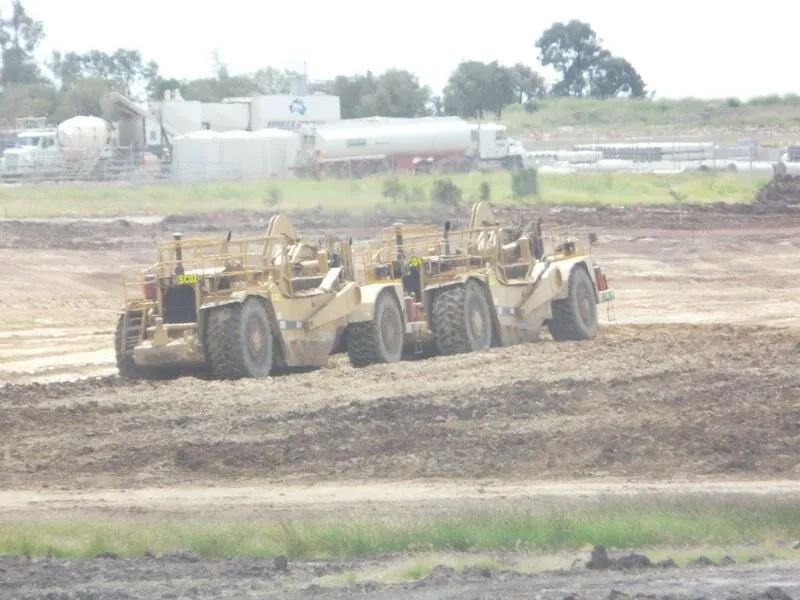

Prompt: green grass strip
[1,497,798,560]
[0,172,765,218]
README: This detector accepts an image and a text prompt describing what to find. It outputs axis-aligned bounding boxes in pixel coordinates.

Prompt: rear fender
[349,282,404,323]
[550,258,596,301]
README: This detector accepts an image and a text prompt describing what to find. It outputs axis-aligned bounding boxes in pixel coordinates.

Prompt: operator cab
[14,130,56,149]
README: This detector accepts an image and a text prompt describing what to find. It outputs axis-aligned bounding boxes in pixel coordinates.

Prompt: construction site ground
[1,206,799,598]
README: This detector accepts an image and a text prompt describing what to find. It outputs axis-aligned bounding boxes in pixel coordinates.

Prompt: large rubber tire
[432,280,493,355]
[548,268,598,341]
[347,291,404,367]
[115,314,141,379]
[115,314,163,379]
[205,299,273,379]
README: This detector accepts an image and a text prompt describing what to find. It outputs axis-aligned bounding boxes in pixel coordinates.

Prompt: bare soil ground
[2,206,799,383]
[1,322,799,489]
[2,555,799,600]
[1,206,800,598]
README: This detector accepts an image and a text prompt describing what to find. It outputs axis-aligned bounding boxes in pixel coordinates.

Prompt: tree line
[0,0,646,125]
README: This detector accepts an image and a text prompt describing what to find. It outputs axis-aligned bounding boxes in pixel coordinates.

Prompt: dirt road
[3,480,800,522]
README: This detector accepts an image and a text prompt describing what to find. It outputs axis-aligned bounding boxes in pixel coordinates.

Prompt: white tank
[57,116,111,161]
[312,118,472,162]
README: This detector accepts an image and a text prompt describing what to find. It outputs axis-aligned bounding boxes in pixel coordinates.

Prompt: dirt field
[1,206,800,598]
[2,321,799,489]
[2,206,799,384]
[3,555,799,599]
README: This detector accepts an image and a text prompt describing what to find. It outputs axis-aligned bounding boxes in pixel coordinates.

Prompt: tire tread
[206,304,248,378]
[548,268,597,341]
[432,286,470,355]
[346,292,403,367]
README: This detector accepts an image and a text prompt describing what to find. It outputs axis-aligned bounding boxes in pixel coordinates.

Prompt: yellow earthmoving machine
[345,202,615,366]
[116,214,385,379]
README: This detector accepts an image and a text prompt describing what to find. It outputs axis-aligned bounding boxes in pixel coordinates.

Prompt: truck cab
[471,123,527,167]
[2,128,60,174]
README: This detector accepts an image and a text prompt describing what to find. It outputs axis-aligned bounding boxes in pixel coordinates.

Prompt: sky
[16,0,800,100]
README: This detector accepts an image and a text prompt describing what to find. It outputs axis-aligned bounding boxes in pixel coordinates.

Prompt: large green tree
[0,81,55,121]
[536,19,646,98]
[443,61,516,118]
[49,49,159,99]
[321,69,430,118]
[0,0,44,85]
[590,53,646,99]
[359,69,430,117]
[508,63,546,104]
[52,78,111,122]
[326,72,375,118]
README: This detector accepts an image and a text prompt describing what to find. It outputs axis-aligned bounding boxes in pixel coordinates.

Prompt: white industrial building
[171,129,301,181]
[108,90,339,180]
[154,92,341,136]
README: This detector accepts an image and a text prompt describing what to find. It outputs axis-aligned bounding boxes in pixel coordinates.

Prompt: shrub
[382,178,406,204]
[479,181,491,202]
[725,97,742,108]
[511,167,538,198]
[265,187,282,207]
[523,100,539,113]
[749,94,782,106]
[431,178,462,207]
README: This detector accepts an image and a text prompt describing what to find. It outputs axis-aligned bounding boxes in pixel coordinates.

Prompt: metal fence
[0,140,792,185]
[0,156,269,185]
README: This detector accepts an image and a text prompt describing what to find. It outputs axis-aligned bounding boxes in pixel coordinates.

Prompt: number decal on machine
[177,274,199,285]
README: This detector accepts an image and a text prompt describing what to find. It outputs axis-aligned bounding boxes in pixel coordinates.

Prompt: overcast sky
[19,0,799,99]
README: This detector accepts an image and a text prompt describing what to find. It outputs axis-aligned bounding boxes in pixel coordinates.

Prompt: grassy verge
[0,171,765,218]
[499,96,800,137]
[1,497,798,560]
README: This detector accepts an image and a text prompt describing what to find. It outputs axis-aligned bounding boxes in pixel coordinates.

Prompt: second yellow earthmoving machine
[345,202,614,366]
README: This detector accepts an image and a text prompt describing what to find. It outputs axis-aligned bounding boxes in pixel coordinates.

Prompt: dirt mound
[756,176,800,210]
[0,219,158,250]
[6,204,800,252]
[2,324,799,489]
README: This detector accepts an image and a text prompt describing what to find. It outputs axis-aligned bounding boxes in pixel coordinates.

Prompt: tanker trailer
[302,117,527,176]
[307,117,471,176]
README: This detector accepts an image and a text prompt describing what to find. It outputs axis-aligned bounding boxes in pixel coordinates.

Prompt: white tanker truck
[1,115,112,179]
[300,117,529,176]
